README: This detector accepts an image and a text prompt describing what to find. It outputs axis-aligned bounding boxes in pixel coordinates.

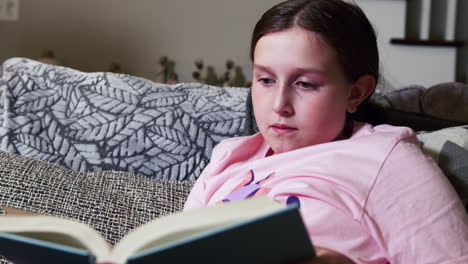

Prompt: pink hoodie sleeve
[183,157,217,211]
[183,140,232,211]
[363,137,468,264]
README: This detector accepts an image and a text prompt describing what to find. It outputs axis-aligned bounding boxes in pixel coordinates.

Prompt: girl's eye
[296,81,317,90]
[258,78,275,85]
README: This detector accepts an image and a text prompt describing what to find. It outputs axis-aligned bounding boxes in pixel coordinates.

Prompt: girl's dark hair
[250,0,379,85]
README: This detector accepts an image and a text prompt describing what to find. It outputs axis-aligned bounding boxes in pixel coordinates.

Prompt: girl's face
[252,27,358,155]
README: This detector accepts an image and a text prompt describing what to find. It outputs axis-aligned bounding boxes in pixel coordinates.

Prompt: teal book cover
[127,206,314,264]
[0,197,315,264]
[0,232,94,264]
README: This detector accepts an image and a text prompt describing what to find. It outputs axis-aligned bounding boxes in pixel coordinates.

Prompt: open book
[0,196,315,264]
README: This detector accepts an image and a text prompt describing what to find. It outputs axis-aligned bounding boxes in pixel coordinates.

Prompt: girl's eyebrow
[295,67,325,75]
[253,64,274,74]
[253,64,325,75]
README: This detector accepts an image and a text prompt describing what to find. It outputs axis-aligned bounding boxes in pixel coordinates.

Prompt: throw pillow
[0,58,249,180]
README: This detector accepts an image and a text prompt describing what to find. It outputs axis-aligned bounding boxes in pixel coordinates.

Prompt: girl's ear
[347,74,376,113]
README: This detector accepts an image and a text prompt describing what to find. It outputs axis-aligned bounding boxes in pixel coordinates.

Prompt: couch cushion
[369,82,468,127]
[384,85,425,113]
[0,151,195,245]
[0,151,195,263]
[355,102,467,132]
[0,58,249,180]
[421,82,468,123]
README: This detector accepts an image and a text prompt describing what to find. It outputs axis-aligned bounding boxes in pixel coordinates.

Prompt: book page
[110,196,284,262]
[0,206,42,216]
[0,214,112,259]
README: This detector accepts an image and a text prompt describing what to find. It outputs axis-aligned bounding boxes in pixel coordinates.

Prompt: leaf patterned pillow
[0,58,249,180]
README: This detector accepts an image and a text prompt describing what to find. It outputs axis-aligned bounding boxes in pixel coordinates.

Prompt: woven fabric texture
[0,151,194,262]
[0,57,248,180]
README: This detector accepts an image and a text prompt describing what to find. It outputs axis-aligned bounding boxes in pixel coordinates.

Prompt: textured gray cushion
[0,150,195,263]
[0,57,248,180]
[0,151,194,245]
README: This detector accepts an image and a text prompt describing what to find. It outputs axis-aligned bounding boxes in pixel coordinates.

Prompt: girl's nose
[272,85,294,117]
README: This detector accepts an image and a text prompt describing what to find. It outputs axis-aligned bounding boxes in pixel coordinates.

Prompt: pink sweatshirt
[184,122,468,264]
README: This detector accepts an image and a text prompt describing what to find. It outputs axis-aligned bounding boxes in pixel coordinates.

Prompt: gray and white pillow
[0,58,249,180]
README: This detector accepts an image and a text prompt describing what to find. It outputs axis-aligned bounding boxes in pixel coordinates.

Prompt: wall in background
[455,0,467,83]
[359,0,464,89]
[0,0,283,83]
[0,0,466,86]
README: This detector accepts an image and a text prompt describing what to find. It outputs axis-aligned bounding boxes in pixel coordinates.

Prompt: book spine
[445,0,457,41]
[420,0,431,40]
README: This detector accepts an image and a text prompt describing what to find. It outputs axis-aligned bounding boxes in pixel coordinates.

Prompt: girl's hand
[296,247,356,264]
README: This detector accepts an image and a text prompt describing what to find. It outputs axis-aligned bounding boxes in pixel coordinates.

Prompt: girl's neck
[335,119,354,141]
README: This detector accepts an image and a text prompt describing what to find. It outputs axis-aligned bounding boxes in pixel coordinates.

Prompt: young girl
[184,0,468,263]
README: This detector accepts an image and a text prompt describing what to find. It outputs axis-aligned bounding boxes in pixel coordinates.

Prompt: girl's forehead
[253,27,338,72]
[260,27,324,45]
[256,28,335,55]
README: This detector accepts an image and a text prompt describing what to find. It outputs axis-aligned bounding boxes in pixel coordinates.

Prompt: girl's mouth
[271,124,298,135]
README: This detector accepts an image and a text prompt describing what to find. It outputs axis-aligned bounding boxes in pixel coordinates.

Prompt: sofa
[1,58,467,262]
